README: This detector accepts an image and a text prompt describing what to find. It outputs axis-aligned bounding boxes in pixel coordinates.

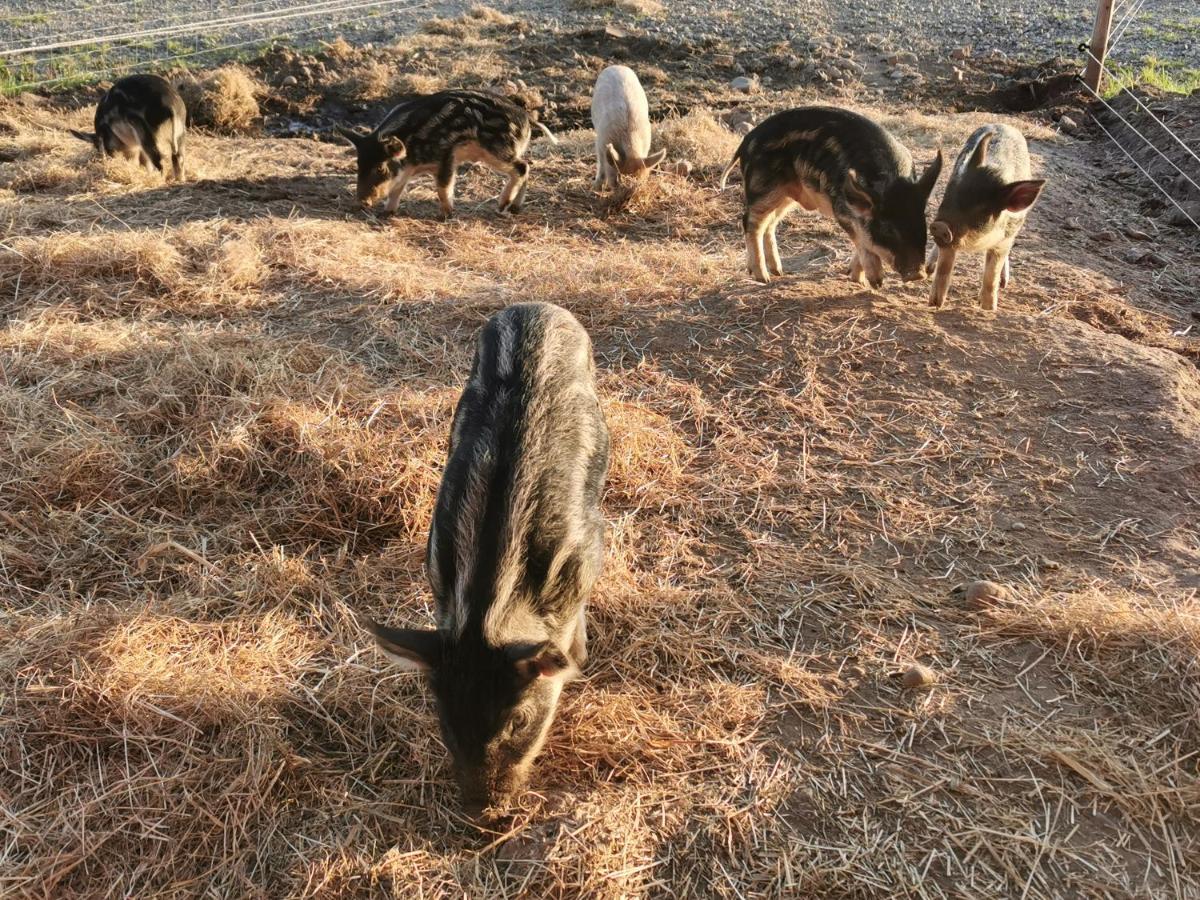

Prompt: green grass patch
[1103,54,1200,98]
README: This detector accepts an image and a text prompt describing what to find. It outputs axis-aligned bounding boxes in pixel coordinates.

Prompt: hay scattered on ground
[657,109,741,177]
[1,21,1199,899]
[177,65,262,133]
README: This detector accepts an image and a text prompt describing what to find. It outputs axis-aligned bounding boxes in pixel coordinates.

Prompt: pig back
[428,303,610,639]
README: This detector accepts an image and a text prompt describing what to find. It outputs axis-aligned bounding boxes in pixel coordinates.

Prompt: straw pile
[1,22,1198,899]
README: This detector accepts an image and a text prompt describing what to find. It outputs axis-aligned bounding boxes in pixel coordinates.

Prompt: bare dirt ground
[1,9,1199,899]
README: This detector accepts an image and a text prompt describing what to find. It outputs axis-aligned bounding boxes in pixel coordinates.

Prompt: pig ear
[1002,179,1045,212]
[69,129,96,145]
[843,169,875,216]
[645,148,667,170]
[968,132,994,169]
[363,619,441,672]
[917,149,944,197]
[605,142,621,170]
[381,135,406,159]
[335,125,363,148]
[509,642,577,682]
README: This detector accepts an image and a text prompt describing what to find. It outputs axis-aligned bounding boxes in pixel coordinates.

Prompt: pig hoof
[868,277,884,290]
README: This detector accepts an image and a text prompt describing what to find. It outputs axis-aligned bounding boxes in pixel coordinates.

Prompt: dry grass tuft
[656,109,741,177]
[342,59,398,101]
[322,35,357,60]
[177,65,262,133]
[572,0,666,16]
[466,4,517,26]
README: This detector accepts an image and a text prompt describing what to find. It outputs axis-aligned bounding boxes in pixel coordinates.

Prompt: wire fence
[0,0,448,93]
[1076,0,1200,232]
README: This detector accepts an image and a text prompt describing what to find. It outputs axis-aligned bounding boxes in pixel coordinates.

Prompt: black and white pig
[70,74,187,181]
[361,302,609,816]
[926,124,1045,311]
[337,89,556,217]
[720,106,943,286]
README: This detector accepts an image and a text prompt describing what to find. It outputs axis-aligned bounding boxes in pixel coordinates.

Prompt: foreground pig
[362,302,609,815]
[338,89,555,217]
[69,74,187,181]
[590,65,667,191]
[720,106,943,285]
[926,124,1045,311]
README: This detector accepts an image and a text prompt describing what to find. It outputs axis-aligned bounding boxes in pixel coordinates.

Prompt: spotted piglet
[720,106,943,286]
[338,89,556,218]
[926,124,1045,311]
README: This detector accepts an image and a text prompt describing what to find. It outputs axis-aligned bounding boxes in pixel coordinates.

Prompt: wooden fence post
[1083,0,1115,92]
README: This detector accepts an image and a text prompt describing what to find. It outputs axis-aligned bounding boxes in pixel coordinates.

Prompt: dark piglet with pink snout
[926,123,1045,311]
[720,106,943,286]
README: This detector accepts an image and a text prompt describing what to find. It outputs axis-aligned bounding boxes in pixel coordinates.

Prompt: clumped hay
[657,109,741,177]
[572,0,666,16]
[322,35,357,60]
[342,59,398,101]
[177,65,262,133]
[466,4,517,27]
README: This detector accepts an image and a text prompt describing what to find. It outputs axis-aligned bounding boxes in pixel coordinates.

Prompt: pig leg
[497,159,530,214]
[171,133,186,182]
[593,152,605,192]
[850,243,883,289]
[744,210,771,284]
[383,167,414,213]
[928,244,957,308]
[979,247,1006,311]
[435,156,457,219]
[764,202,794,277]
[744,191,787,283]
[1000,254,1011,289]
[925,244,939,276]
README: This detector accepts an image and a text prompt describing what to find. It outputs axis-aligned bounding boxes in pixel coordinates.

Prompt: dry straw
[1,18,1199,899]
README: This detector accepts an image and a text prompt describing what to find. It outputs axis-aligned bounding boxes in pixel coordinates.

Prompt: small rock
[963,579,1009,608]
[988,48,1007,60]
[1058,114,1079,134]
[281,74,298,87]
[1063,217,1081,231]
[952,67,965,82]
[734,120,754,135]
[950,46,972,61]
[901,664,938,690]
[1092,230,1116,243]
[886,51,918,65]
[723,108,754,130]
[888,68,907,81]
[1139,251,1169,268]
[730,75,760,94]
[1124,226,1152,241]
[673,160,693,177]
[712,53,736,68]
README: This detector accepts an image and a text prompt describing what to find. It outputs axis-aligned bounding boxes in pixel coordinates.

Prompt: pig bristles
[2,48,1199,900]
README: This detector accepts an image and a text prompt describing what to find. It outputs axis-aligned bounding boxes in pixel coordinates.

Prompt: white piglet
[590,65,667,191]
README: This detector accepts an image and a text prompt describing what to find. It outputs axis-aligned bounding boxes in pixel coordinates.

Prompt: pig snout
[930,221,955,248]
